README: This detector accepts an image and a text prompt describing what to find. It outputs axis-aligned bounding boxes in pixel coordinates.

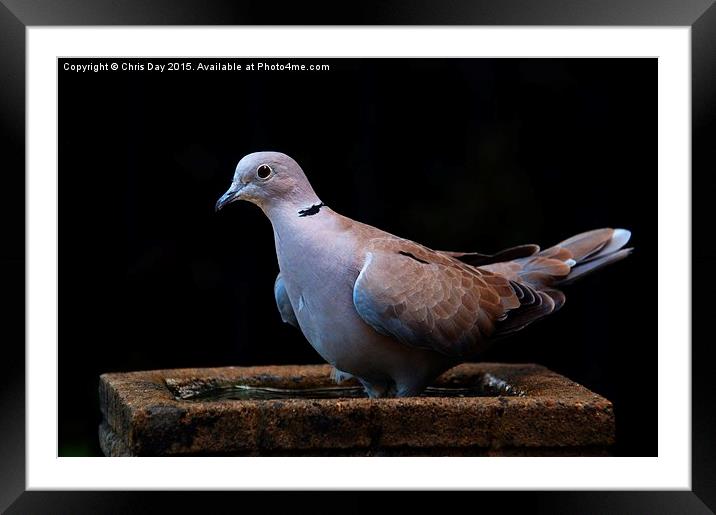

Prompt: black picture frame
[1,1,713,513]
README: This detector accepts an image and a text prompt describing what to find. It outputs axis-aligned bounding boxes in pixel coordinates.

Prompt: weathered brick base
[99,363,614,456]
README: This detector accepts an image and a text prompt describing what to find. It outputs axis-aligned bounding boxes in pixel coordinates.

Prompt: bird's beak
[215,186,243,212]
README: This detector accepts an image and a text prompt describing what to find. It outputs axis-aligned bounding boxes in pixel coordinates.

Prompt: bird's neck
[266,203,362,285]
[266,198,339,250]
[260,190,324,223]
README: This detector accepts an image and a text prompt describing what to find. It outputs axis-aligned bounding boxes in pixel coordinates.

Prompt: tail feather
[481,227,633,291]
[557,247,632,285]
[553,228,632,285]
[579,228,631,264]
[553,228,613,261]
[484,228,631,338]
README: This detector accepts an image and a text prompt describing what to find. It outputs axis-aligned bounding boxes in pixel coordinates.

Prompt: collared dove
[216,151,632,398]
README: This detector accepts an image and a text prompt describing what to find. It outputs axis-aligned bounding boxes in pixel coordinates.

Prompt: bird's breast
[271,222,369,366]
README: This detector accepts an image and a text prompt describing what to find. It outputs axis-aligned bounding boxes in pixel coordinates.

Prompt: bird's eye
[256,164,273,180]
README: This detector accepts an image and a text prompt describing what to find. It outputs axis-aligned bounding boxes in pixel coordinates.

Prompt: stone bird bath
[99,363,614,456]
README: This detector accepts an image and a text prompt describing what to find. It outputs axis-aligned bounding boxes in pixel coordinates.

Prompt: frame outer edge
[692,1,716,513]
[2,491,716,514]
[2,0,713,511]
[0,0,26,513]
[0,0,715,26]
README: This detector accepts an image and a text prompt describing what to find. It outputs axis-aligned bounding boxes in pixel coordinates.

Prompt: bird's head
[215,151,319,214]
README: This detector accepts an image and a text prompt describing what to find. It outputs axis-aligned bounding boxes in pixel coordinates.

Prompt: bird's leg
[358,378,391,399]
[394,382,425,398]
[393,362,456,397]
[330,367,354,384]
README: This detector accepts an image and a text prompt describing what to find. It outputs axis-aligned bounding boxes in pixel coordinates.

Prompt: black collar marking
[298,202,325,217]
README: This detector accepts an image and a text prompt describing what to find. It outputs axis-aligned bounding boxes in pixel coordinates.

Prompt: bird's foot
[330,367,354,384]
[358,378,392,398]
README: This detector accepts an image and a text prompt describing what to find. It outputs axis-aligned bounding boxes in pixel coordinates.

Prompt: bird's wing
[439,244,540,267]
[274,273,298,328]
[352,238,522,357]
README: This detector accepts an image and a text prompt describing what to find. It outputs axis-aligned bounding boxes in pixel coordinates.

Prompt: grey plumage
[274,274,298,327]
[216,151,633,398]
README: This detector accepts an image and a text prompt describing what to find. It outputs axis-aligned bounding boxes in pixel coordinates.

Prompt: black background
[59,58,655,457]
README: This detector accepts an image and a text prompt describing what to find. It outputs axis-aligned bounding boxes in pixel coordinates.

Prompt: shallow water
[178,373,522,401]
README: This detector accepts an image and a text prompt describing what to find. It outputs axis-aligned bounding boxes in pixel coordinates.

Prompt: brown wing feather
[353,238,520,357]
[440,244,540,266]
